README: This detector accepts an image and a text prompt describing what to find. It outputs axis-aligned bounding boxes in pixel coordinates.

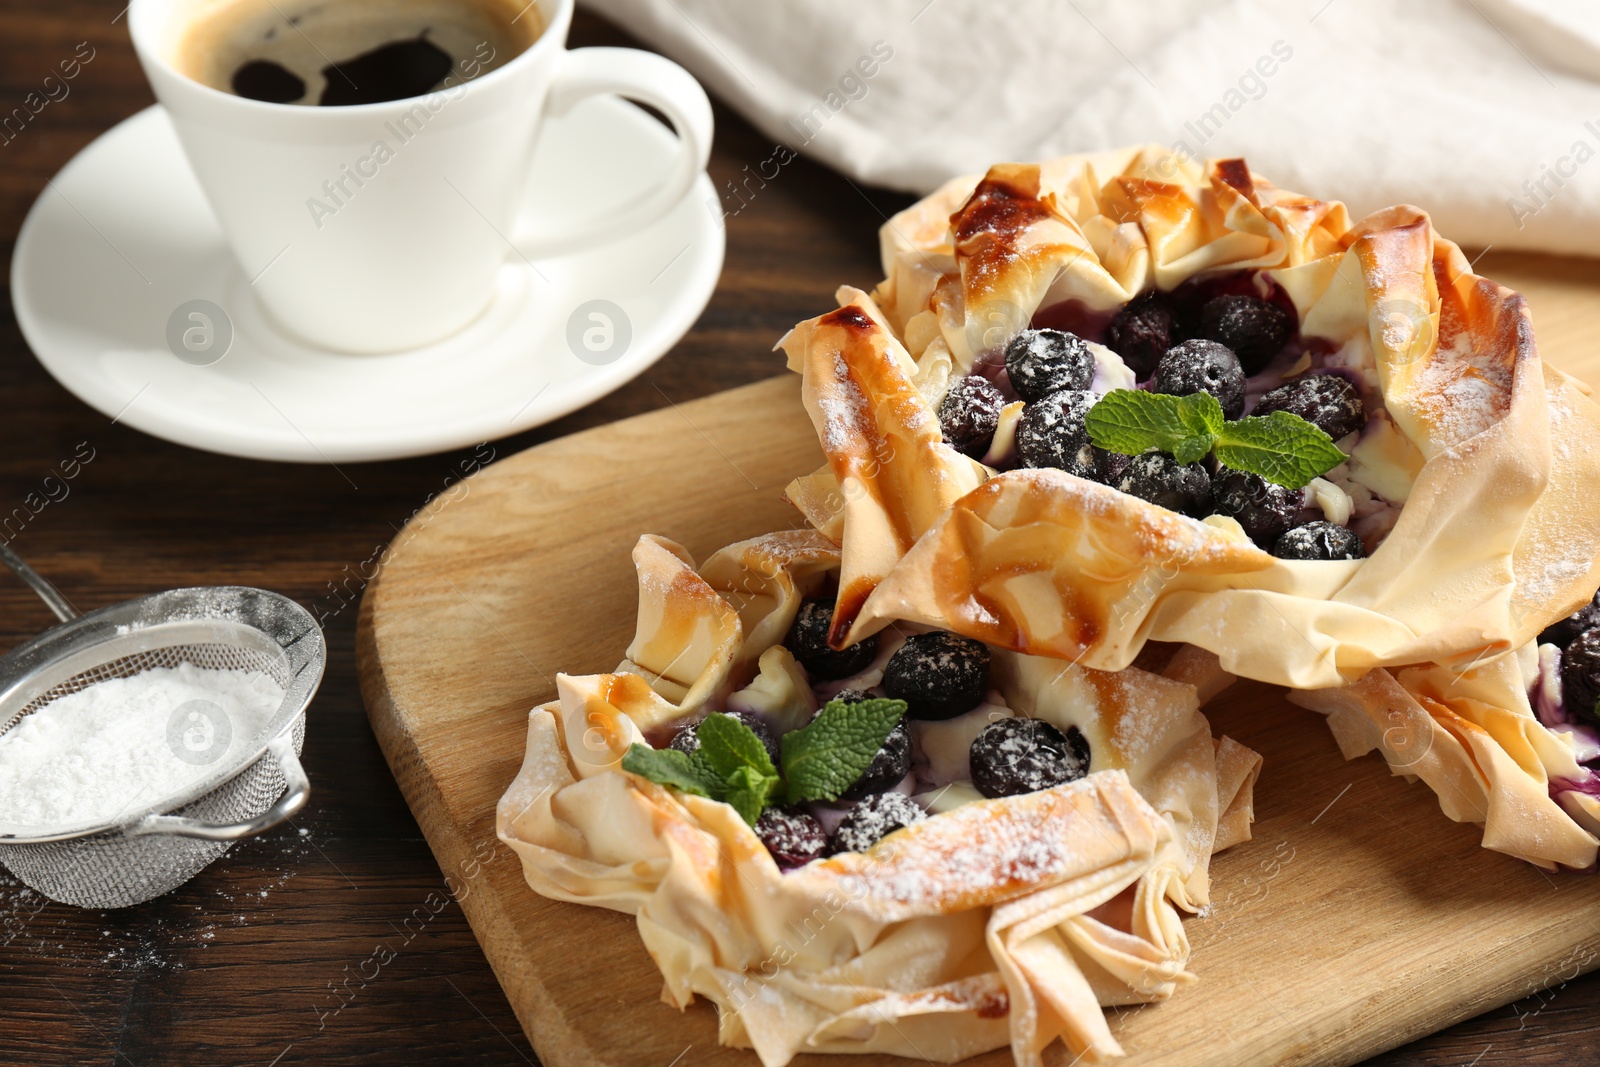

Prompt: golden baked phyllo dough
[779,145,1600,873]
[782,147,1600,694]
[498,530,1259,1066]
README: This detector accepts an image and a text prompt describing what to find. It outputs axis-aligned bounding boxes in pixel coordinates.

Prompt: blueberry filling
[1015,388,1109,481]
[937,375,1006,458]
[1532,616,1600,774]
[1253,374,1365,442]
[786,599,879,680]
[969,718,1091,798]
[828,791,927,855]
[1272,521,1365,561]
[1210,466,1303,549]
[1105,290,1177,379]
[1542,593,1600,650]
[1115,453,1211,517]
[755,807,829,870]
[931,269,1399,555]
[1152,340,1246,420]
[882,631,992,721]
[1004,328,1095,403]
[1199,294,1294,375]
[638,623,1108,865]
[1562,629,1600,729]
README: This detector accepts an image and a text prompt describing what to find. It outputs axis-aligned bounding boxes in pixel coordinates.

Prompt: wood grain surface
[359,282,1600,1065]
[0,0,1597,1063]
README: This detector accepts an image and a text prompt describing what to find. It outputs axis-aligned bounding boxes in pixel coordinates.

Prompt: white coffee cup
[129,0,713,353]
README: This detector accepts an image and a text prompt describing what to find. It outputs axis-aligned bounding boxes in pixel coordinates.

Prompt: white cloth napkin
[581,0,1600,255]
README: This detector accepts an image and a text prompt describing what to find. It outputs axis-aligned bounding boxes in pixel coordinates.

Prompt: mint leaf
[1088,389,1347,491]
[1213,411,1347,490]
[1172,392,1225,462]
[686,748,723,790]
[782,698,906,805]
[623,715,782,824]
[620,744,724,799]
[697,712,778,780]
[724,765,779,826]
[624,702,908,824]
[1086,390,1218,463]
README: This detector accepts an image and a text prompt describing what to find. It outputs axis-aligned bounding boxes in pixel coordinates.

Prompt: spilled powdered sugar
[0,821,314,972]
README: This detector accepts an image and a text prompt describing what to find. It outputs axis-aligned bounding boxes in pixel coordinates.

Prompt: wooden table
[0,2,1595,1064]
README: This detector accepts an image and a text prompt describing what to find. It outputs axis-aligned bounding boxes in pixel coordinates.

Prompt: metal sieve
[0,544,323,908]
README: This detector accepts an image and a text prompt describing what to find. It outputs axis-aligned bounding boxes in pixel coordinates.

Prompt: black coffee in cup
[175,0,542,106]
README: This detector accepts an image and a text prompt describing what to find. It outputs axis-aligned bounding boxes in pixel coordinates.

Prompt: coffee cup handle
[513,47,713,256]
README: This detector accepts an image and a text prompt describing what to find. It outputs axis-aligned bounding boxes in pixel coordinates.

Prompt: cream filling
[914,782,987,813]
[912,700,1016,788]
[1088,341,1136,394]
[983,401,1027,468]
[1305,477,1353,526]
[1347,411,1425,504]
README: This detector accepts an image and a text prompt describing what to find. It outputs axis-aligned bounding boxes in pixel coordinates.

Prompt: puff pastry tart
[780,146,1600,697]
[498,530,1259,1066]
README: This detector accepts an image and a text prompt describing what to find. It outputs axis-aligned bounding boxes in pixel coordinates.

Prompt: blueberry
[1272,521,1366,561]
[1115,452,1212,517]
[835,716,912,800]
[1152,340,1247,419]
[1004,329,1095,403]
[969,718,1091,798]
[938,375,1005,458]
[882,631,992,721]
[1252,374,1365,441]
[668,725,699,754]
[1015,389,1109,481]
[786,600,879,680]
[1210,466,1303,548]
[1561,629,1600,728]
[1199,295,1294,375]
[669,712,781,767]
[755,807,828,870]
[827,791,926,855]
[1106,290,1177,379]
[829,689,874,705]
[1540,592,1600,649]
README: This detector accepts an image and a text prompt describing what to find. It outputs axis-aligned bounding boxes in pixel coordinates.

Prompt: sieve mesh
[0,715,305,909]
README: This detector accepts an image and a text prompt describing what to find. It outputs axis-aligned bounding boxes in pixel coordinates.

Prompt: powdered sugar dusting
[1517,552,1592,613]
[808,774,1144,919]
[1407,329,1515,448]
[830,792,927,854]
[816,352,876,456]
[1107,674,1171,767]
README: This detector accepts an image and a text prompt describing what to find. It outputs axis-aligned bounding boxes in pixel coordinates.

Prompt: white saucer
[10,99,724,463]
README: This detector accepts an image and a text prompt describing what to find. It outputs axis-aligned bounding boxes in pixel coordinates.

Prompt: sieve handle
[129,735,310,842]
[0,541,76,622]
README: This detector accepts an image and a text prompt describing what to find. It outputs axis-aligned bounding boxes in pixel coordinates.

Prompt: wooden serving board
[357,257,1600,1067]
